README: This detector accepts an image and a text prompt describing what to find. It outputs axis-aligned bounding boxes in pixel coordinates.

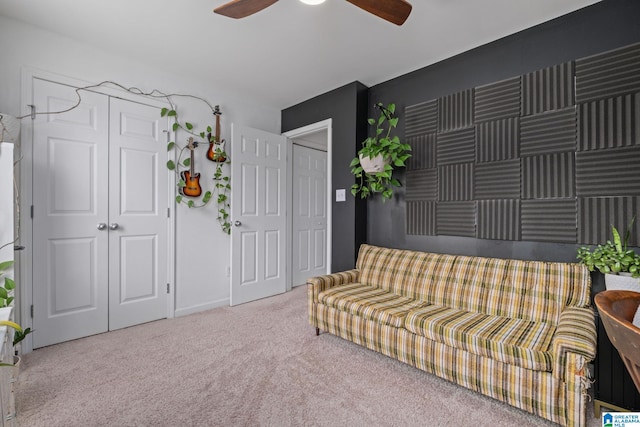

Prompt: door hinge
[30,305,33,318]
[30,205,34,219]
[167,208,170,218]
[27,104,36,120]
[166,283,170,294]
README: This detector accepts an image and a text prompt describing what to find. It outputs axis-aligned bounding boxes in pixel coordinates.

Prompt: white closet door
[32,78,110,348]
[108,97,168,330]
[292,144,327,286]
[32,79,169,348]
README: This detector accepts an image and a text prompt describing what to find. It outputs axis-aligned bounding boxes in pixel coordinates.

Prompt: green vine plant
[350,102,411,201]
[161,107,232,235]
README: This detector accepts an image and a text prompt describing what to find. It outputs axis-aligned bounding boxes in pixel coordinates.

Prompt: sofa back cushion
[356,245,591,325]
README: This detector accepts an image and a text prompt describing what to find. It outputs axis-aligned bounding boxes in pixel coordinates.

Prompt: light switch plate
[336,189,346,202]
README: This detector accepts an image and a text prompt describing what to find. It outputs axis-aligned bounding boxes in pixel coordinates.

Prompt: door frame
[283,119,332,291]
[19,67,176,353]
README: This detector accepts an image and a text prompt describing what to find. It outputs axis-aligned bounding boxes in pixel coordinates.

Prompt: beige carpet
[17,286,601,427]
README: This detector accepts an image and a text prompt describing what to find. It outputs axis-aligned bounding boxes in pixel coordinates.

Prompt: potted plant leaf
[350,102,412,201]
[577,219,640,291]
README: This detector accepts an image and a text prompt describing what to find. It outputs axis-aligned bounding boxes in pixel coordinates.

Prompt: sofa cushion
[318,283,428,328]
[405,305,555,371]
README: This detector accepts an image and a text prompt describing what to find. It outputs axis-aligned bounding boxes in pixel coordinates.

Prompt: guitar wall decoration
[207,105,226,163]
[181,137,203,198]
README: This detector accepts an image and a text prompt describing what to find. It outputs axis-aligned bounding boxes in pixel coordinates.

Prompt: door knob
[234,220,242,227]
[109,223,119,230]
[97,223,107,231]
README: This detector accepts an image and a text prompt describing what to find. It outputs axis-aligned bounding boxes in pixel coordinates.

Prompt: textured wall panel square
[520,107,577,156]
[578,196,640,245]
[576,42,640,103]
[438,89,474,132]
[522,152,575,199]
[576,145,640,196]
[406,169,437,201]
[477,199,520,241]
[476,117,519,162]
[406,201,436,235]
[474,159,521,199]
[521,62,574,116]
[577,92,640,151]
[439,163,474,201]
[436,201,476,237]
[521,199,577,243]
[474,76,521,123]
[407,133,437,170]
[405,100,438,138]
[437,127,475,166]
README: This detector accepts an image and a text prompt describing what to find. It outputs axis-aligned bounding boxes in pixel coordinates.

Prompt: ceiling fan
[214,0,412,26]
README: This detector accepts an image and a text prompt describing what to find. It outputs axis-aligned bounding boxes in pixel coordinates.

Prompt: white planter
[359,153,388,173]
[604,273,640,292]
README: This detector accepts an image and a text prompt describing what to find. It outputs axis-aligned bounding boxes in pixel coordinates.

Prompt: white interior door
[230,124,287,305]
[108,97,168,330]
[292,144,327,286]
[32,79,168,347]
[32,79,110,347]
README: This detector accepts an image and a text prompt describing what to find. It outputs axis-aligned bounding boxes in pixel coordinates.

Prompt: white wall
[0,16,282,319]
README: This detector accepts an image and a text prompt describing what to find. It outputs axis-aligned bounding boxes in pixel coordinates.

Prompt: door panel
[230,124,287,305]
[32,79,168,347]
[292,145,327,286]
[33,78,110,348]
[108,97,168,330]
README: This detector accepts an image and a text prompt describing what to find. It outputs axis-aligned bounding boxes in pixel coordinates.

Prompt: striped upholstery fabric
[319,283,428,328]
[308,245,596,427]
[405,305,555,371]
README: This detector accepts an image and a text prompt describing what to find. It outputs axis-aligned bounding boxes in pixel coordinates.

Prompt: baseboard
[174,298,229,317]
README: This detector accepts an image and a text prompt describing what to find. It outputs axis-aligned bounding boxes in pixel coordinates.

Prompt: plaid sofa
[308,244,596,427]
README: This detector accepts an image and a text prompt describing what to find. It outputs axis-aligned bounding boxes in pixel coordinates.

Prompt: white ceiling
[0,0,600,109]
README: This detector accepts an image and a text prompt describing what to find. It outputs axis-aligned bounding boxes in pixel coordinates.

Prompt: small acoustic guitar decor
[207,105,226,163]
[181,137,202,197]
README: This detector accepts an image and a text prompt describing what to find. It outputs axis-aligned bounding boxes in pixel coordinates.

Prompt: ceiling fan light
[300,0,326,5]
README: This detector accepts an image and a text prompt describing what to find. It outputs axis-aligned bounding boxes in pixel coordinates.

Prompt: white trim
[174,298,229,317]
[19,68,176,352]
[283,119,332,290]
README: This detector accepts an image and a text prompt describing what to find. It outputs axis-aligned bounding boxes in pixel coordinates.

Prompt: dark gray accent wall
[282,82,368,271]
[365,0,640,262]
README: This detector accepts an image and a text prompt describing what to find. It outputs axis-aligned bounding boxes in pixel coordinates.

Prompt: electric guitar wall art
[181,137,202,198]
[206,105,226,163]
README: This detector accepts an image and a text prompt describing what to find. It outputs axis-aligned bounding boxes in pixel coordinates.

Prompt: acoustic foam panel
[521,199,577,243]
[576,145,640,196]
[577,92,640,151]
[520,107,577,156]
[476,117,519,162]
[521,62,574,116]
[477,199,520,241]
[578,196,639,246]
[407,134,436,170]
[576,42,640,103]
[474,76,521,123]
[439,163,474,201]
[521,152,575,199]
[405,100,438,138]
[436,202,476,237]
[406,201,436,235]
[437,127,475,166]
[406,169,437,201]
[438,89,474,132]
[474,159,521,199]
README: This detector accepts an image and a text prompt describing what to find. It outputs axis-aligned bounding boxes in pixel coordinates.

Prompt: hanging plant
[350,102,411,201]
[161,107,232,234]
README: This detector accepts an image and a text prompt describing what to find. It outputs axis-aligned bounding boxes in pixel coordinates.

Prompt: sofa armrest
[551,307,597,381]
[307,269,359,303]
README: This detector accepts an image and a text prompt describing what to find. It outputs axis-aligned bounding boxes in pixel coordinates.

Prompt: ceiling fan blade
[345,0,412,26]
[214,0,279,19]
